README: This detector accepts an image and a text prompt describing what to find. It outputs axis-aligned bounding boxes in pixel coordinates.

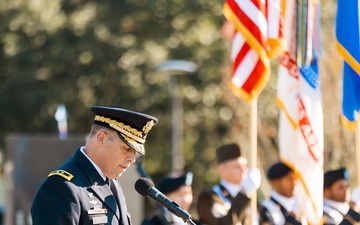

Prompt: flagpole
[356,123,360,186]
[250,98,257,225]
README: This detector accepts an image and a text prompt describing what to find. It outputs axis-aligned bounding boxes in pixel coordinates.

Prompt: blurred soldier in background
[141,172,198,225]
[259,161,301,225]
[323,168,360,225]
[197,143,261,225]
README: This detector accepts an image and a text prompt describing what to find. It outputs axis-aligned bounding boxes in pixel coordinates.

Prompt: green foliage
[0,0,356,201]
[0,0,233,187]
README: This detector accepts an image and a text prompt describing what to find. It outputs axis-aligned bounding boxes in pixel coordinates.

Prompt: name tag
[88,209,107,215]
[92,215,108,224]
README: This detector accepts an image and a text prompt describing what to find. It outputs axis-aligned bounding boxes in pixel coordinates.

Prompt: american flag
[223,0,285,102]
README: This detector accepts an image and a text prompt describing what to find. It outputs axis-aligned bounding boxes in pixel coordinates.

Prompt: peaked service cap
[91,106,158,155]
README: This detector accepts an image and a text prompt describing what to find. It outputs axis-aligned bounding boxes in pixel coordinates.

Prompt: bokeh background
[0,0,355,222]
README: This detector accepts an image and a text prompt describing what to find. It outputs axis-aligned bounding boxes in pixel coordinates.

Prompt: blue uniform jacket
[31,148,132,225]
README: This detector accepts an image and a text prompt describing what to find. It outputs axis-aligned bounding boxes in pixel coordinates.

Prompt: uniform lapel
[111,179,129,225]
[73,149,121,220]
[90,184,121,219]
[219,184,234,201]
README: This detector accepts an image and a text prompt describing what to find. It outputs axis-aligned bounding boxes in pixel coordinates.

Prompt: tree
[0,0,356,210]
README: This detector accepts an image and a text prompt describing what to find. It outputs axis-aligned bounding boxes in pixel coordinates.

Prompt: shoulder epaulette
[48,170,74,181]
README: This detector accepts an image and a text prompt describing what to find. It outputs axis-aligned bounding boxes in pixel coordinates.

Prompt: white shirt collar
[324,198,350,215]
[271,190,296,212]
[220,179,241,197]
[80,146,106,182]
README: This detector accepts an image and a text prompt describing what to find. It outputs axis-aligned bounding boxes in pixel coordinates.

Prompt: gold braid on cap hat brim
[94,115,154,144]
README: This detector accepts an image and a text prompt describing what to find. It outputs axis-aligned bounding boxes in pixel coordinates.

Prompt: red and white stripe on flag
[224,0,285,102]
[229,32,268,101]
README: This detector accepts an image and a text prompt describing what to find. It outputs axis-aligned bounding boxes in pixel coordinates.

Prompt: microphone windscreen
[135,177,155,196]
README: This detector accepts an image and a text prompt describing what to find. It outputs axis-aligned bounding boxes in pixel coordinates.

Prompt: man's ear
[97,130,106,144]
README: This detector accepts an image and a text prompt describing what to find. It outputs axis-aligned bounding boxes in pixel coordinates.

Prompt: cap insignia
[143,120,155,137]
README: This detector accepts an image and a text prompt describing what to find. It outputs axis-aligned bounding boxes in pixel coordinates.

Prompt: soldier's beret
[91,106,158,155]
[158,172,193,194]
[216,143,241,164]
[267,162,293,180]
[324,168,348,189]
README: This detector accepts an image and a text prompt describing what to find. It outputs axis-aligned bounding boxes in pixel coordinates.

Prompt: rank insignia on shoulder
[48,170,74,181]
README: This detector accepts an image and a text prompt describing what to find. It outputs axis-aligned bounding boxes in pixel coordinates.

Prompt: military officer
[31,106,158,225]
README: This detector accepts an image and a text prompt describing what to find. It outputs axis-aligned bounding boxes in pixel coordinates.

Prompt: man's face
[219,157,248,184]
[98,130,137,179]
[325,179,350,203]
[271,171,298,198]
[166,185,193,211]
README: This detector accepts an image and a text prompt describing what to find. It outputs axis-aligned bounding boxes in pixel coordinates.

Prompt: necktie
[107,178,120,206]
[106,178,123,223]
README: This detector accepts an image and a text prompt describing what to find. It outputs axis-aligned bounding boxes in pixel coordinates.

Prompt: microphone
[135,177,192,222]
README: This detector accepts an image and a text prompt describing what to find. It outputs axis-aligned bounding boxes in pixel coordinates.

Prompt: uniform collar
[73,148,107,186]
[220,179,241,197]
[80,146,107,182]
[324,198,349,215]
[271,190,296,212]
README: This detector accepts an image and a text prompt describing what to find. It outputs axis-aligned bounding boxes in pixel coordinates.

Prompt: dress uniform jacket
[31,148,131,225]
[197,184,251,225]
[323,201,360,225]
[259,196,301,225]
